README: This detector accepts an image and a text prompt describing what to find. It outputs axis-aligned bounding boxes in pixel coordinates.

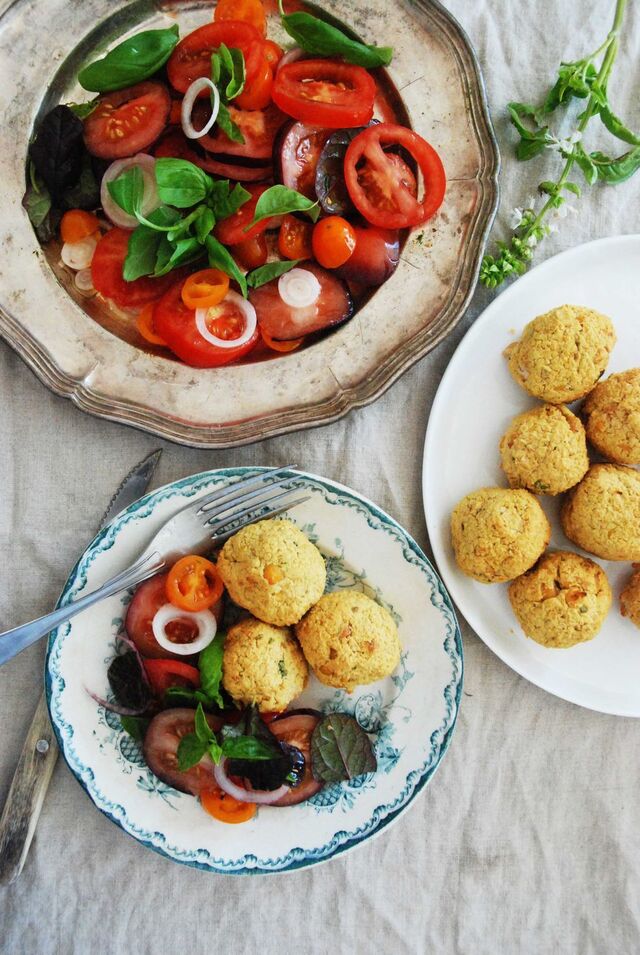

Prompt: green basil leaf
[589,145,640,184]
[211,43,246,101]
[120,715,150,741]
[153,235,203,276]
[508,103,549,160]
[124,225,162,280]
[67,98,100,119]
[310,713,377,784]
[205,235,247,297]
[207,180,251,220]
[78,25,180,93]
[177,733,208,772]
[598,105,640,146]
[250,184,320,227]
[281,11,392,68]
[164,686,212,706]
[573,142,598,185]
[194,702,215,744]
[246,258,302,289]
[166,206,205,242]
[208,737,223,764]
[562,181,582,197]
[195,206,216,243]
[198,632,225,708]
[538,180,559,196]
[221,735,277,760]
[216,102,245,144]
[108,165,145,216]
[135,203,183,233]
[155,157,212,208]
[22,171,58,242]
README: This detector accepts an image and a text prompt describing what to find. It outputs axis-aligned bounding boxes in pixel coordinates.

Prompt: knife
[0,449,162,885]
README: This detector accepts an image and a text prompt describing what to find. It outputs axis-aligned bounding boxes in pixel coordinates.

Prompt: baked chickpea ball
[217,519,326,626]
[296,590,401,693]
[504,304,616,403]
[620,567,640,628]
[222,617,308,712]
[450,488,551,583]
[499,404,589,495]
[561,464,640,561]
[582,368,640,465]
[508,551,611,648]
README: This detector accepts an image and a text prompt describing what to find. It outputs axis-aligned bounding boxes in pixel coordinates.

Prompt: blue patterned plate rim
[45,468,463,875]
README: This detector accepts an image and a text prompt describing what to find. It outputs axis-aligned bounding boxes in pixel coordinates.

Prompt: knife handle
[0,692,58,885]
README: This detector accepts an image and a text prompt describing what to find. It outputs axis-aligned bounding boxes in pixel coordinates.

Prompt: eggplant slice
[249,262,354,341]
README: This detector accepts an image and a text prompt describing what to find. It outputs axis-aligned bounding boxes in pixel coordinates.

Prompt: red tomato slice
[213,184,278,245]
[143,659,201,697]
[249,262,353,341]
[143,709,225,795]
[154,281,259,367]
[167,21,264,94]
[83,82,171,160]
[154,129,274,182]
[125,573,198,659]
[344,123,446,229]
[91,229,180,309]
[196,103,286,160]
[272,60,375,128]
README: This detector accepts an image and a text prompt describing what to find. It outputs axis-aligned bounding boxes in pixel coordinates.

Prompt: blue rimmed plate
[46,469,462,874]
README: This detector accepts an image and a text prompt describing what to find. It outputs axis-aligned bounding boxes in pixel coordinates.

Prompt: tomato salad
[25,0,445,368]
[92,553,377,825]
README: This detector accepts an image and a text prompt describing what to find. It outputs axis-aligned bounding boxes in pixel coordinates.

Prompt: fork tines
[209,491,311,540]
[196,465,297,516]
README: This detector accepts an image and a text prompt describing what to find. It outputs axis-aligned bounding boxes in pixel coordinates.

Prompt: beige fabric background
[2,1,640,951]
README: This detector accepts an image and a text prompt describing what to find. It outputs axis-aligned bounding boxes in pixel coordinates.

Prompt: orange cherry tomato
[261,327,304,353]
[234,55,273,111]
[166,555,224,612]
[278,214,313,260]
[60,209,100,244]
[214,0,266,34]
[312,216,356,269]
[233,234,268,270]
[262,39,284,69]
[137,303,168,346]
[180,269,230,310]
[200,787,257,824]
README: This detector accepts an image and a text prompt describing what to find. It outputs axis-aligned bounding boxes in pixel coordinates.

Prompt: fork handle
[0,551,165,666]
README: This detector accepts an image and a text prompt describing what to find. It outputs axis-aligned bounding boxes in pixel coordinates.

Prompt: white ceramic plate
[423,235,640,717]
[47,468,462,874]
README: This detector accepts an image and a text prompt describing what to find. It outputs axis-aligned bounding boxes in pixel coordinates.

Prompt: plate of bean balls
[423,235,640,715]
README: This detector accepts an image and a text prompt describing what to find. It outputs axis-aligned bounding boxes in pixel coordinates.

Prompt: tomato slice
[213,184,278,245]
[272,60,375,128]
[269,714,323,806]
[144,709,225,794]
[234,55,274,111]
[154,280,259,367]
[167,21,264,94]
[91,228,180,309]
[344,123,446,229]
[214,0,266,34]
[155,128,274,182]
[144,659,201,697]
[125,574,199,659]
[166,555,224,612]
[196,103,285,160]
[181,269,230,310]
[278,214,312,260]
[233,234,268,270]
[200,786,257,824]
[83,82,171,160]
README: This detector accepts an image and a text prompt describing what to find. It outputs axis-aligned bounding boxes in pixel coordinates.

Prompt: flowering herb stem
[480,0,636,289]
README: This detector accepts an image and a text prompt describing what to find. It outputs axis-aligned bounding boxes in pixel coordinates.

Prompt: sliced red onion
[100,154,159,229]
[151,603,216,655]
[74,268,95,293]
[213,758,290,804]
[277,46,304,72]
[195,291,257,349]
[85,688,147,716]
[278,268,321,308]
[182,77,220,140]
[61,234,99,271]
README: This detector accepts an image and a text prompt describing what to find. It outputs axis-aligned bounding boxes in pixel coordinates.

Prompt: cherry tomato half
[143,659,201,697]
[312,216,356,269]
[234,55,274,111]
[278,214,313,260]
[166,555,224,612]
[200,787,257,824]
[262,39,284,70]
[344,123,446,229]
[83,81,171,160]
[214,0,266,35]
[272,59,375,128]
[91,229,180,309]
[167,21,264,94]
[137,303,168,346]
[60,209,100,244]
[181,269,230,310]
[154,280,259,367]
[233,234,269,270]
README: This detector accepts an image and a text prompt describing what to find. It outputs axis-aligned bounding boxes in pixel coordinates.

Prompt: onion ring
[151,603,217,655]
[182,77,221,140]
[278,268,321,308]
[100,154,159,229]
[195,291,257,349]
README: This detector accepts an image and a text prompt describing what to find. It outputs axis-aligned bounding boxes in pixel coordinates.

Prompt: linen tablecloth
[2,1,640,951]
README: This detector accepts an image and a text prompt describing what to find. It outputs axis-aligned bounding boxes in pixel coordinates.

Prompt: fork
[0,466,308,667]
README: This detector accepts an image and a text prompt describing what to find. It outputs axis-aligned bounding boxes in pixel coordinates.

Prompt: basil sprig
[78,25,180,93]
[107,159,250,291]
[278,0,392,68]
[249,185,320,228]
[177,703,276,770]
[210,44,246,144]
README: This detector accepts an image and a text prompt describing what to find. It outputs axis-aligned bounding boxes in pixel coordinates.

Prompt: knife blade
[0,449,162,885]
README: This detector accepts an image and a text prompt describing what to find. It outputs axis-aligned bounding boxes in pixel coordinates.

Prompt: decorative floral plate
[0,0,498,447]
[46,468,462,874]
